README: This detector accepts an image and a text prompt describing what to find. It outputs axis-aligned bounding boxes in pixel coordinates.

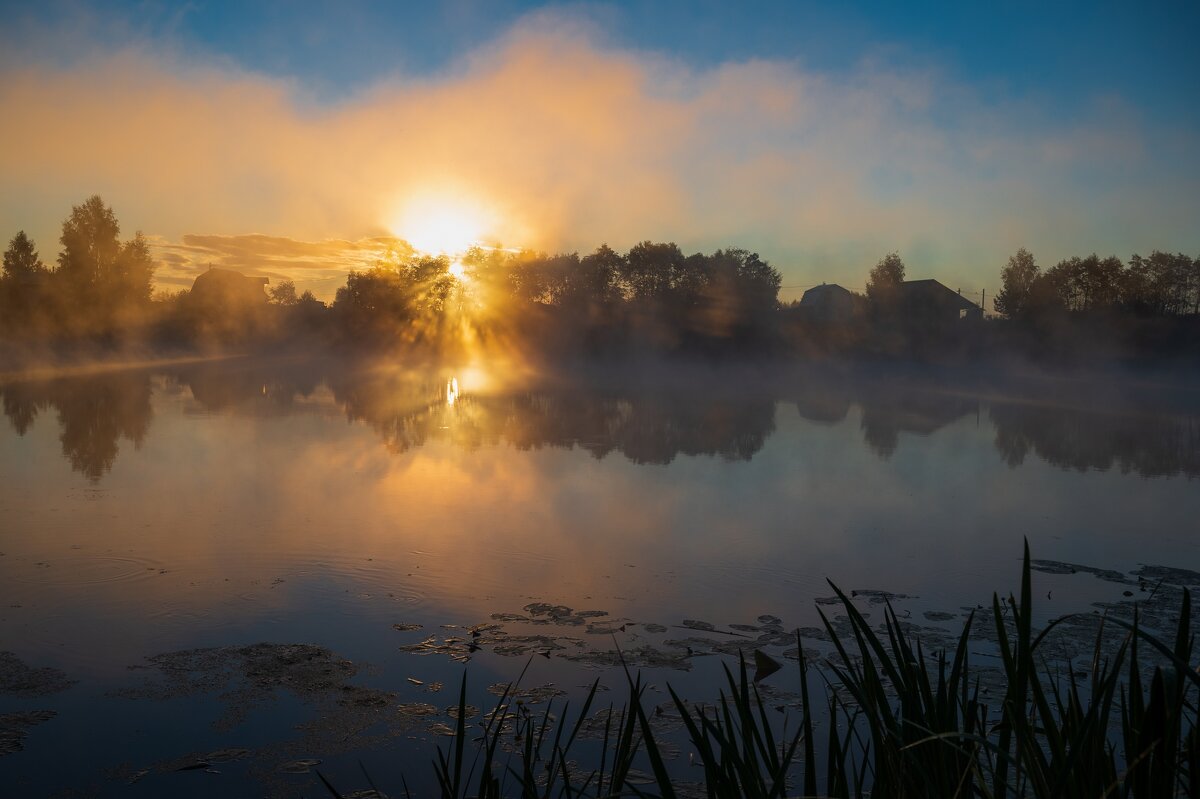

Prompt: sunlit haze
[1,2,1196,302]
[3,4,1200,796]
[389,192,498,256]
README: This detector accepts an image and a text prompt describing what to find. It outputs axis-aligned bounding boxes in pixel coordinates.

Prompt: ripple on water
[8,554,162,588]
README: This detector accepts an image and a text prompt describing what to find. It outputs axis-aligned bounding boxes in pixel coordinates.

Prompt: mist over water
[0,357,1197,794]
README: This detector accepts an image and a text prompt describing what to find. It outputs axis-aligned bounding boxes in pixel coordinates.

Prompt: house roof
[194,267,268,286]
[803,283,853,296]
[897,279,979,311]
[799,283,856,307]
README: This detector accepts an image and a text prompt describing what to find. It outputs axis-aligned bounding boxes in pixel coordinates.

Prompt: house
[797,283,860,323]
[189,267,269,309]
[896,279,982,323]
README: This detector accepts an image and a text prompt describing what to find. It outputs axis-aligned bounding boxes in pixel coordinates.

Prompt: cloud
[0,12,1196,301]
[151,234,405,296]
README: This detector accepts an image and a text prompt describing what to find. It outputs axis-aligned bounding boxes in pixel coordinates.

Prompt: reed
[317,542,1199,797]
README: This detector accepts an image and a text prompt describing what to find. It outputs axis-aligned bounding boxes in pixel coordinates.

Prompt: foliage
[994,247,1200,319]
[269,279,299,306]
[866,252,906,310]
[2,231,45,281]
[57,194,122,287]
[994,248,1040,318]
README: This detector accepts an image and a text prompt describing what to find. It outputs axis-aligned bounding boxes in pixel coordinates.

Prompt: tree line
[3,195,1198,362]
[1,196,155,338]
[6,359,1197,483]
[994,247,1199,318]
[331,240,782,353]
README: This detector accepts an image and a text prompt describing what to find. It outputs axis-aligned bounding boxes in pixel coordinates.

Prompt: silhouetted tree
[622,241,685,303]
[574,245,624,309]
[1125,251,1198,315]
[1043,254,1123,311]
[269,280,299,306]
[994,248,1040,318]
[698,248,781,339]
[0,231,50,331]
[866,252,905,311]
[117,232,156,304]
[55,196,155,325]
[57,195,121,291]
[2,231,46,281]
[333,253,456,345]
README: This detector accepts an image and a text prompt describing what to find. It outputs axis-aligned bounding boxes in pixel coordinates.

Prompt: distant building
[896,279,982,323]
[797,283,859,322]
[189,267,269,309]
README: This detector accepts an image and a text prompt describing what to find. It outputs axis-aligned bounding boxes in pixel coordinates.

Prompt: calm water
[1,357,1198,796]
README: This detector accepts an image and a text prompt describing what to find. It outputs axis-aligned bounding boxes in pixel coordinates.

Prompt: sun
[390,192,494,256]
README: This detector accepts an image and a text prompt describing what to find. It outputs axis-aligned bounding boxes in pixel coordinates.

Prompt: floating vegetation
[112,642,470,793]
[681,619,714,631]
[163,747,252,772]
[485,683,564,704]
[116,643,373,730]
[923,609,957,621]
[564,644,693,671]
[277,758,321,774]
[0,651,75,696]
[1031,558,1133,583]
[0,653,72,758]
[522,603,591,625]
[489,612,530,623]
[445,704,478,720]
[390,623,423,632]
[315,543,1200,799]
[1135,564,1200,587]
[394,702,438,722]
[0,710,56,757]
[848,588,914,604]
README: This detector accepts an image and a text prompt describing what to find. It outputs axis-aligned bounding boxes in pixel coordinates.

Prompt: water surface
[1,358,1197,795]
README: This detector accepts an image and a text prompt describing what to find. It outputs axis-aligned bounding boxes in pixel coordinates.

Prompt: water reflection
[325,368,776,464]
[0,372,153,481]
[1,360,1197,480]
[991,402,1200,477]
[858,389,978,459]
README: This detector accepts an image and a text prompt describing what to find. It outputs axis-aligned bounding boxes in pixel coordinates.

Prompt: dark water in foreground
[0,357,1198,796]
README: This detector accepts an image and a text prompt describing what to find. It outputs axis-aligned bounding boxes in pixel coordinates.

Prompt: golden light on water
[446,377,460,405]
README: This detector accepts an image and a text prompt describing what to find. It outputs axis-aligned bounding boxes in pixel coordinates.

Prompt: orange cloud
[0,16,1195,302]
[151,233,406,296]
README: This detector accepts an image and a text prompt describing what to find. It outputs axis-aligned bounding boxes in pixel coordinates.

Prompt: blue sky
[2,0,1198,299]
[19,0,1195,115]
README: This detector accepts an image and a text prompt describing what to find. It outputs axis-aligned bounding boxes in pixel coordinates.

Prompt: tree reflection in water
[0,372,152,481]
[1,361,1197,481]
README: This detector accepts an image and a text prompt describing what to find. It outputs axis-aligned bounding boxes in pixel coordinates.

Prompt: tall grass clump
[318,542,1200,797]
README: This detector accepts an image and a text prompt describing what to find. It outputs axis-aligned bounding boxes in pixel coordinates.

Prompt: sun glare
[390,193,495,256]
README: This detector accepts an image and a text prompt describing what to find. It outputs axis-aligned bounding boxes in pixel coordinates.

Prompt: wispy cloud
[150,234,405,296]
[1,11,1196,300]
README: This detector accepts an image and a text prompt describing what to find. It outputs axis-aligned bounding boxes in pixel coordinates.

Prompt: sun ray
[389,191,495,256]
